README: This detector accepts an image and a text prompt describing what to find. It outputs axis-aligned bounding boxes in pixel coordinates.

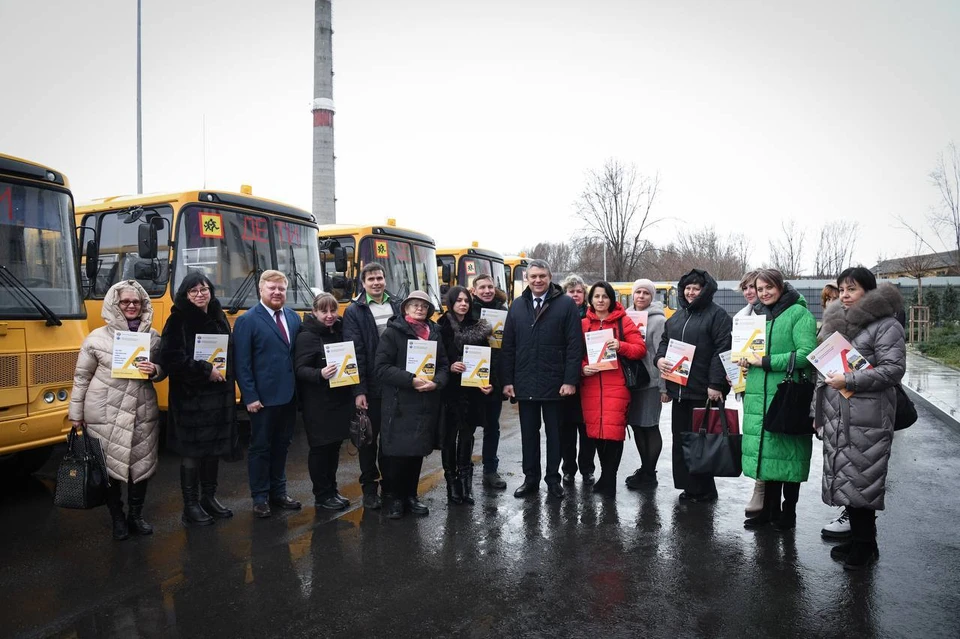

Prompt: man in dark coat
[501,259,584,499]
[342,262,402,510]
[470,273,509,489]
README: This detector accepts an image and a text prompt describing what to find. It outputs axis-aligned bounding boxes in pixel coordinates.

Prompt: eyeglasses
[187,287,210,297]
[407,302,430,310]
[118,300,142,307]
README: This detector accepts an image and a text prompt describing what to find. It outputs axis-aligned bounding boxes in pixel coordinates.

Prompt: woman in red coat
[581,281,646,497]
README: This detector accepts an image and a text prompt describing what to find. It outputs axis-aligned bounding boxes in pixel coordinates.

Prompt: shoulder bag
[894,384,918,431]
[617,317,650,390]
[54,424,110,509]
[763,352,816,436]
[681,399,743,477]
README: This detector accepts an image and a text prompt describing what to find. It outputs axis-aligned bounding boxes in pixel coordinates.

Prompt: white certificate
[662,339,696,386]
[718,350,746,394]
[732,314,767,359]
[194,333,229,375]
[807,331,871,398]
[481,308,508,349]
[626,309,648,340]
[324,341,360,388]
[111,331,151,379]
[406,340,438,381]
[461,345,492,388]
[585,328,618,371]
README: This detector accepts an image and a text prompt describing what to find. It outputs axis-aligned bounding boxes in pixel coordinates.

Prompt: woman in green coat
[739,269,817,531]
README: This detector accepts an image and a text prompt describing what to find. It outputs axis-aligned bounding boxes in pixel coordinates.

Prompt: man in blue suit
[234,270,303,518]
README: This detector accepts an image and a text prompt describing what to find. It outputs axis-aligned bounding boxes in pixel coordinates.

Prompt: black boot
[199,457,233,518]
[457,432,476,505]
[181,466,214,526]
[442,442,463,504]
[744,481,782,529]
[773,482,799,531]
[385,494,404,520]
[106,480,129,541]
[844,508,879,571]
[459,465,475,505]
[127,478,153,535]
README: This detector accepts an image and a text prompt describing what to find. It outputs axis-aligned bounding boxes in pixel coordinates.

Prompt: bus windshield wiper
[287,248,316,308]
[227,268,261,315]
[0,265,62,326]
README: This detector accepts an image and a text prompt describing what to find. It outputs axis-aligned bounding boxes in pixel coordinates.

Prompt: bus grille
[0,354,23,389]
[30,351,80,386]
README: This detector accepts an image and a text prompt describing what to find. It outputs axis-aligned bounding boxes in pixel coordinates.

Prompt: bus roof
[78,189,314,223]
[0,153,69,188]
[317,222,435,246]
[437,246,505,262]
[503,255,529,264]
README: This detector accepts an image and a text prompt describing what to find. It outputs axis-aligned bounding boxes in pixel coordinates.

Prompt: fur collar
[820,282,903,341]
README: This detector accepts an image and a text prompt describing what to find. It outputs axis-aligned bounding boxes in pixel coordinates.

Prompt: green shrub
[918,324,960,368]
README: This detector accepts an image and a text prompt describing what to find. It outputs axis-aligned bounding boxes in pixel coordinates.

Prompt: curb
[901,383,960,434]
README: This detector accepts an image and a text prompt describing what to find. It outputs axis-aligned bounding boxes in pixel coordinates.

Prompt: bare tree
[899,247,940,305]
[930,141,960,260]
[813,220,860,278]
[768,220,806,278]
[522,241,575,273]
[573,159,661,281]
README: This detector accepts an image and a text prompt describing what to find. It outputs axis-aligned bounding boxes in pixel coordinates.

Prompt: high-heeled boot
[127,478,153,535]
[199,457,233,518]
[457,431,476,505]
[442,441,463,504]
[106,480,129,541]
[745,480,765,517]
[744,481,781,528]
[181,466,214,526]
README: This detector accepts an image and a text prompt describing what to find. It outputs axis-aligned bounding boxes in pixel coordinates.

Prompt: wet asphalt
[2,400,959,639]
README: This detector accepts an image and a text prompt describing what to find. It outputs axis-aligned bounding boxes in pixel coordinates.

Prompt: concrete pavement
[903,349,960,432]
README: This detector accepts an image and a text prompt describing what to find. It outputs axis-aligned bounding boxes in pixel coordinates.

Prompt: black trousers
[671,399,717,496]
[307,440,342,500]
[358,397,383,495]
[381,455,424,499]
[560,422,596,476]
[518,400,563,485]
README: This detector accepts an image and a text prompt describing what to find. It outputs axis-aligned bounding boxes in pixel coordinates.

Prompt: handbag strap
[712,397,732,436]
[785,351,797,378]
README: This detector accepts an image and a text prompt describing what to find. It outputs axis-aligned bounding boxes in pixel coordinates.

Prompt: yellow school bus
[503,254,529,303]
[612,281,678,318]
[77,187,324,409]
[0,154,89,475]
[318,219,442,314]
[437,243,507,295]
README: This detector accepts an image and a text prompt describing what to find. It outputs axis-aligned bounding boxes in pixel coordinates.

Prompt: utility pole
[311,0,336,223]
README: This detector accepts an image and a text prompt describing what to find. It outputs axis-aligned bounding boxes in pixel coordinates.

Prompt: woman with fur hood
[69,280,165,541]
[813,267,906,571]
[439,286,493,506]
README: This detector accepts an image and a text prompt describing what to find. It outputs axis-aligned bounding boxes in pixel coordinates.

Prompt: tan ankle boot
[745,480,765,517]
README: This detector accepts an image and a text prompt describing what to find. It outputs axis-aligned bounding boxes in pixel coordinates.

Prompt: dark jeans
[358,397,383,495]
[518,400,563,485]
[670,399,717,496]
[381,455,424,498]
[594,439,623,481]
[560,422,596,476]
[308,440,342,500]
[247,401,297,504]
[482,397,503,474]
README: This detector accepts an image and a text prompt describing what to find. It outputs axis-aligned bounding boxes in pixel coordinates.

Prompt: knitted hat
[631,279,656,297]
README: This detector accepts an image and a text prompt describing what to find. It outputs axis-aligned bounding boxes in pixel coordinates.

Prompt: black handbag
[681,399,743,477]
[763,352,816,436]
[617,317,650,390]
[349,408,373,449]
[54,424,110,509]
[894,384,918,431]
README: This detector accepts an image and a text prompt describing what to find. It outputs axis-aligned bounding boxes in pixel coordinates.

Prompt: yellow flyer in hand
[194,334,229,375]
[324,341,360,388]
[406,340,437,381]
[732,315,766,359]
[626,310,648,340]
[111,331,151,379]
[461,345,492,388]
[585,329,618,371]
[718,350,746,394]
[480,308,507,349]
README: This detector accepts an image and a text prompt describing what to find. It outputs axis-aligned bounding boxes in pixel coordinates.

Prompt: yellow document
[194,334,229,375]
[480,308,507,349]
[324,341,360,388]
[732,315,766,360]
[461,345,492,388]
[406,340,437,381]
[111,331,151,379]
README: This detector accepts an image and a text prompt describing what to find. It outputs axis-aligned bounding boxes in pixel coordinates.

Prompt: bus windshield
[359,238,442,309]
[457,256,507,292]
[0,181,82,317]
[174,206,323,310]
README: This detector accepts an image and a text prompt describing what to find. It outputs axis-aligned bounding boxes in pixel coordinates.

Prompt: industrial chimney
[312,0,335,223]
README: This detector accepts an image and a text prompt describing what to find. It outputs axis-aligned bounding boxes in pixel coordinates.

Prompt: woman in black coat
[293,292,354,511]
[374,290,450,519]
[160,272,238,526]
[438,286,493,506]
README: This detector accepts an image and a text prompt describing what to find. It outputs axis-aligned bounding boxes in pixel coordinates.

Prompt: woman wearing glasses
[160,273,239,526]
[69,280,165,540]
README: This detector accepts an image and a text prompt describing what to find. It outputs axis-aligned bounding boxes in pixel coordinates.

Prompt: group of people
[68,258,906,571]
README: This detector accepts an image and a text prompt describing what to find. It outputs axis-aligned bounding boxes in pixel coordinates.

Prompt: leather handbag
[681,399,743,477]
[349,408,373,449]
[894,384,918,431]
[617,317,650,390]
[691,399,740,435]
[54,424,110,510]
[763,352,816,436]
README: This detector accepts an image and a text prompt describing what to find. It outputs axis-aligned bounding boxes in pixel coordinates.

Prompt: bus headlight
[57,389,69,401]
[43,392,55,403]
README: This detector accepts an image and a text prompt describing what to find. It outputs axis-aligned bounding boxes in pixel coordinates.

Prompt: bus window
[458,256,491,288]
[438,255,455,292]
[175,206,271,308]
[274,219,324,310]
[88,207,171,298]
[413,243,443,309]
[490,260,507,293]
[359,237,416,299]
[320,236,356,303]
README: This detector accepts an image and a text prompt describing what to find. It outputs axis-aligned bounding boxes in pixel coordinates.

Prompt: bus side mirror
[138,223,158,259]
[85,240,99,281]
[440,263,451,284]
[333,246,348,272]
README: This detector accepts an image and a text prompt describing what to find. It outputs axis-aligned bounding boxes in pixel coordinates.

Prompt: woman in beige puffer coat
[69,280,165,540]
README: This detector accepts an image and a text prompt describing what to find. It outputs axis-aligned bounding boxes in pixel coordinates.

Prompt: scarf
[127,318,142,332]
[405,316,430,340]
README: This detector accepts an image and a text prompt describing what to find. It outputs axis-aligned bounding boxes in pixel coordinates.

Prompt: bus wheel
[0,447,55,478]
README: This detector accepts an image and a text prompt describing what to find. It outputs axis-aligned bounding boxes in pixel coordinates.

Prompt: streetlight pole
[136,0,143,194]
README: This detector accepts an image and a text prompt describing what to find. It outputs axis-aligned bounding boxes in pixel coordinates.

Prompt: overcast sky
[2,0,958,271]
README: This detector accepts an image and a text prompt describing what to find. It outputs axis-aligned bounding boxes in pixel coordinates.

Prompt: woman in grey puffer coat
[813,267,905,571]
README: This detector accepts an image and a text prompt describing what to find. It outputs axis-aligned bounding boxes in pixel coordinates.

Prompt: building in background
[872,250,960,278]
